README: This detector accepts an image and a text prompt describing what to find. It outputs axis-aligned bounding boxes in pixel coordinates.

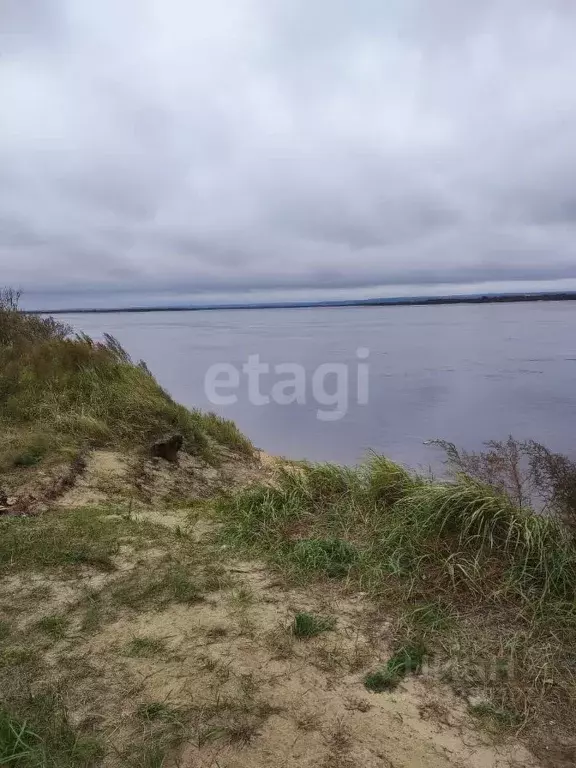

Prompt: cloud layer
[2,0,576,307]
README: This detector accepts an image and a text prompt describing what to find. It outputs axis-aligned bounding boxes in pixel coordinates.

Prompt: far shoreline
[25,290,576,315]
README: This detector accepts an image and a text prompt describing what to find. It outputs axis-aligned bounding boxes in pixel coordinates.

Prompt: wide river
[61,302,576,469]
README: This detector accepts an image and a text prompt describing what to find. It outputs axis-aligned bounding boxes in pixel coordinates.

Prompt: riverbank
[1,292,575,767]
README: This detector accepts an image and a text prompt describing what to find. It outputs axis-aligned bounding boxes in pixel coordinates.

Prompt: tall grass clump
[385,477,576,601]
[218,446,576,738]
[220,452,576,602]
[0,289,253,469]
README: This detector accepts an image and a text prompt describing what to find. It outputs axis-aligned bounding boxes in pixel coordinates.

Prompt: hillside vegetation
[0,289,252,489]
[0,289,575,767]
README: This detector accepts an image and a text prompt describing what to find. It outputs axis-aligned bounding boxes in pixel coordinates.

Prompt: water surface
[61,303,576,468]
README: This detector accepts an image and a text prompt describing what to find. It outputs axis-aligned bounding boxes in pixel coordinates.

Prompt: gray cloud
[2,0,576,308]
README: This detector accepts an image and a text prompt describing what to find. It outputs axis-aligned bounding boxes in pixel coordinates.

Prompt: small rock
[150,433,184,462]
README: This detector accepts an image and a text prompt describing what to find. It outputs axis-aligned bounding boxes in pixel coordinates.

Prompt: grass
[469,700,521,728]
[399,601,455,637]
[217,457,576,739]
[218,459,576,602]
[0,620,11,641]
[123,637,167,658]
[35,615,69,640]
[291,538,358,578]
[364,642,428,692]
[0,692,104,768]
[0,501,225,768]
[192,693,279,749]
[13,437,49,468]
[0,710,40,766]
[111,563,204,611]
[0,289,253,484]
[136,702,181,722]
[292,612,336,638]
[0,506,146,576]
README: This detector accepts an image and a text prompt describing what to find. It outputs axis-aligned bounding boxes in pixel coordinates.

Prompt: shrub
[431,436,576,530]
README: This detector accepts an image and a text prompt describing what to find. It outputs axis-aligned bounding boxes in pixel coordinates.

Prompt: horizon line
[24,289,576,315]
[25,289,576,315]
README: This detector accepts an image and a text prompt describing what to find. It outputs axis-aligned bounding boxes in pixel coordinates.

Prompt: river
[60,302,576,469]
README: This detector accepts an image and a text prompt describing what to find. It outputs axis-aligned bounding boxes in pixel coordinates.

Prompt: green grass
[201,412,254,456]
[0,709,41,766]
[399,601,455,637]
[290,538,358,578]
[13,440,49,468]
[218,460,576,602]
[291,612,336,638]
[364,642,427,692]
[0,692,104,768]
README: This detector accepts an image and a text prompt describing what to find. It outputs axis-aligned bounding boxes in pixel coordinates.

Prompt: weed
[431,436,576,528]
[292,612,336,639]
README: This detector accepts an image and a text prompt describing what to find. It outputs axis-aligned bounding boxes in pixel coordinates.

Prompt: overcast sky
[2,0,576,308]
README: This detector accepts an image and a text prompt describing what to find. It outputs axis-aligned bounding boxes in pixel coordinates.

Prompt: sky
[2,0,576,309]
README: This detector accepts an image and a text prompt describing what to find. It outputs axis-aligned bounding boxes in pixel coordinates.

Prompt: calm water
[61,303,576,469]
